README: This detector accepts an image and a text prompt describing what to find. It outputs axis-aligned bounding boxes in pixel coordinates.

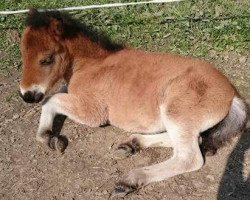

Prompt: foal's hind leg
[117,133,172,156]
[37,93,107,152]
[115,118,204,195]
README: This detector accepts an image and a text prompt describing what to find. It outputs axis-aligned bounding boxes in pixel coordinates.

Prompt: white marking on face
[20,84,46,95]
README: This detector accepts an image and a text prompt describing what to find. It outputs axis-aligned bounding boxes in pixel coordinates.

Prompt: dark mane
[25,9,123,51]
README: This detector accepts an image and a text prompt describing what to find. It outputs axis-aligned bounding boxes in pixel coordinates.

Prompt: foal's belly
[107,81,165,133]
[109,112,165,134]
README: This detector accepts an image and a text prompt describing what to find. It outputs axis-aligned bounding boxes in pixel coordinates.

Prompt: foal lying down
[19,9,247,195]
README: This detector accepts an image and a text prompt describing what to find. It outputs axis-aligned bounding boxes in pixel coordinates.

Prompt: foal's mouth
[19,90,44,103]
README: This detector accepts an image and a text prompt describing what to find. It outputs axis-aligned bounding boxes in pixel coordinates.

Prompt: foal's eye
[40,54,54,66]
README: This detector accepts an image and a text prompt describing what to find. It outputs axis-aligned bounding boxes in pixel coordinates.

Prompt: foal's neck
[63,33,114,83]
[65,34,111,60]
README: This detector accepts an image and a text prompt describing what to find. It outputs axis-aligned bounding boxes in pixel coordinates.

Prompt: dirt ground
[0,52,249,200]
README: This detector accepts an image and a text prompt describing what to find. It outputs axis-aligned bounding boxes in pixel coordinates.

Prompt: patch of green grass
[0,0,249,75]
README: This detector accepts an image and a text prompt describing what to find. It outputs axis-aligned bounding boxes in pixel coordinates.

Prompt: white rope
[0,0,182,15]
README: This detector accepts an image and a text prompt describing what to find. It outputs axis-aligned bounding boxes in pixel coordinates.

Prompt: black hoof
[49,135,68,153]
[113,182,137,197]
[117,138,141,156]
[205,149,217,156]
[200,145,218,157]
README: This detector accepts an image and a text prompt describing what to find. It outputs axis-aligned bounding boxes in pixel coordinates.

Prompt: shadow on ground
[217,127,250,200]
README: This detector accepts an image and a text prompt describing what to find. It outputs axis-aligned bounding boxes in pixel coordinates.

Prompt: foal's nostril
[23,91,36,103]
[34,92,44,103]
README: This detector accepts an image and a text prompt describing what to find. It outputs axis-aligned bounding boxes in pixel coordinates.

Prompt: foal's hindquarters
[112,65,238,194]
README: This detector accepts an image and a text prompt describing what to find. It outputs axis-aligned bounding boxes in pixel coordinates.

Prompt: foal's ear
[49,18,64,40]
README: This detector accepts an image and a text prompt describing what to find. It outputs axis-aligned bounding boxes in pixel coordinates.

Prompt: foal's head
[19,9,73,103]
[19,9,123,103]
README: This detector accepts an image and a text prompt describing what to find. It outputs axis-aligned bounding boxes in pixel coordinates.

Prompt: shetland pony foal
[19,9,247,195]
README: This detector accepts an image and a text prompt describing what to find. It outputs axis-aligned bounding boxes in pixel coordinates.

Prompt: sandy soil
[0,52,249,200]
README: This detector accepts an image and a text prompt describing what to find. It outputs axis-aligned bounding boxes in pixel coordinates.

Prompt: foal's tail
[201,96,248,156]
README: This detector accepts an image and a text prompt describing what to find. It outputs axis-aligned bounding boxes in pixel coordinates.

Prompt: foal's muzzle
[19,90,44,103]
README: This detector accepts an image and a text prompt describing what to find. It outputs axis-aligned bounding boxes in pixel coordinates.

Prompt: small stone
[102,190,108,195]
[12,114,19,120]
[10,136,15,143]
[223,54,229,61]
[206,175,215,182]
[209,50,217,58]
[239,56,247,63]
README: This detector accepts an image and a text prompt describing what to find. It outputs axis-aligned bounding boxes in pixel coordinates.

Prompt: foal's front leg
[37,93,107,152]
